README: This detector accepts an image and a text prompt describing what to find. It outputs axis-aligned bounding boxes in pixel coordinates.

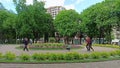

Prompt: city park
[0,0,120,64]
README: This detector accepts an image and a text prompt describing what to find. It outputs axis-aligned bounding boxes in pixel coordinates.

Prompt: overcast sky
[0,0,104,13]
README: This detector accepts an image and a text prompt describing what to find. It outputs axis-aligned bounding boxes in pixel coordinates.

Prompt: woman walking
[85,36,94,51]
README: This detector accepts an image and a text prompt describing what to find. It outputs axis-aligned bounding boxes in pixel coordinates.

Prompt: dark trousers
[23,45,29,51]
[86,43,94,51]
[86,43,90,51]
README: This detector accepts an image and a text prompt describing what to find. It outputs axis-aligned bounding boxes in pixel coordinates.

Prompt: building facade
[47,6,66,19]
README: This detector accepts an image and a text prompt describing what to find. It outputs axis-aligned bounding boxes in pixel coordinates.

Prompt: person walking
[89,37,94,51]
[85,36,94,51]
[23,38,29,51]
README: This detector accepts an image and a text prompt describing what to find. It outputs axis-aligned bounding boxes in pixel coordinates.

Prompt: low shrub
[93,44,119,49]
[48,53,58,60]
[0,52,2,59]
[71,52,80,60]
[64,52,74,60]
[100,52,110,58]
[49,37,55,43]
[32,53,46,61]
[79,54,84,60]
[31,43,64,49]
[109,51,117,56]
[57,53,65,60]
[115,50,120,56]
[90,52,101,59]
[20,53,30,61]
[83,53,90,59]
[4,52,16,60]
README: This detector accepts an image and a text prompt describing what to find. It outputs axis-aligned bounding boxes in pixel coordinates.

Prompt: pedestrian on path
[85,36,94,51]
[23,38,29,51]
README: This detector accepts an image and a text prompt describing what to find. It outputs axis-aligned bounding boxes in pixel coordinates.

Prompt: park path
[0,60,120,68]
[0,44,117,56]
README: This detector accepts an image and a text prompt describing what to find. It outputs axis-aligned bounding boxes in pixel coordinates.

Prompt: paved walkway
[0,44,119,68]
[0,44,117,56]
[0,60,120,68]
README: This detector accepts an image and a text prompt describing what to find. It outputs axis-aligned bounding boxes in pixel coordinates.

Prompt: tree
[13,0,53,42]
[54,9,80,44]
[0,9,17,43]
[80,0,120,44]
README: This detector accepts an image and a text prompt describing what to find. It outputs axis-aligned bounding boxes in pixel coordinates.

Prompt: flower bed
[20,43,81,50]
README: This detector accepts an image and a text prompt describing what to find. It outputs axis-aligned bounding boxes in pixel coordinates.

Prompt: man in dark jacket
[23,38,29,51]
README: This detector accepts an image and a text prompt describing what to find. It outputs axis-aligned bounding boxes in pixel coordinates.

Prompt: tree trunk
[44,32,49,43]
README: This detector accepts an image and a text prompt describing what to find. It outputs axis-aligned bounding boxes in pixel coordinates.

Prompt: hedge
[0,50,120,63]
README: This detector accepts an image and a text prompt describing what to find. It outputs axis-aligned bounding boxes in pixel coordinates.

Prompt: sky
[0,0,104,13]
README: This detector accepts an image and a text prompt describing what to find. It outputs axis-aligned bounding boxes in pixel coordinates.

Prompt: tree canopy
[80,0,120,42]
[54,9,80,37]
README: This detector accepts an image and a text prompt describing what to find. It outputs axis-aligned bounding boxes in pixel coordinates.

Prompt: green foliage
[20,53,30,61]
[49,37,55,43]
[48,53,58,60]
[93,44,120,48]
[83,54,90,59]
[2,50,120,62]
[64,52,74,60]
[90,52,101,59]
[71,52,80,60]
[80,0,120,39]
[57,53,65,60]
[32,53,46,61]
[32,43,64,49]
[109,51,117,56]
[54,9,80,37]
[100,52,110,58]
[0,52,3,59]
[79,54,84,60]
[13,0,53,39]
[115,50,120,56]
[0,10,16,42]
[4,52,16,60]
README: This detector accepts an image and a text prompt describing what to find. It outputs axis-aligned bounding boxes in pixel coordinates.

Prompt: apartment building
[47,6,66,19]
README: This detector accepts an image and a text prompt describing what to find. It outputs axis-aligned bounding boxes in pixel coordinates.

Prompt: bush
[0,52,2,59]
[4,52,16,60]
[79,54,84,60]
[90,52,101,59]
[33,43,64,49]
[48,53,58,60]
[83,54,90,59]
[57,53,65,60]
[20,53,30,61]
[49,37,55,43]
[115,50,120,56]
[100,52,110,58]
[32,53,40,60]
[64,52,74,60]
[109,51,117,56]
[71,52,80,60]
[32,53,46,61]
